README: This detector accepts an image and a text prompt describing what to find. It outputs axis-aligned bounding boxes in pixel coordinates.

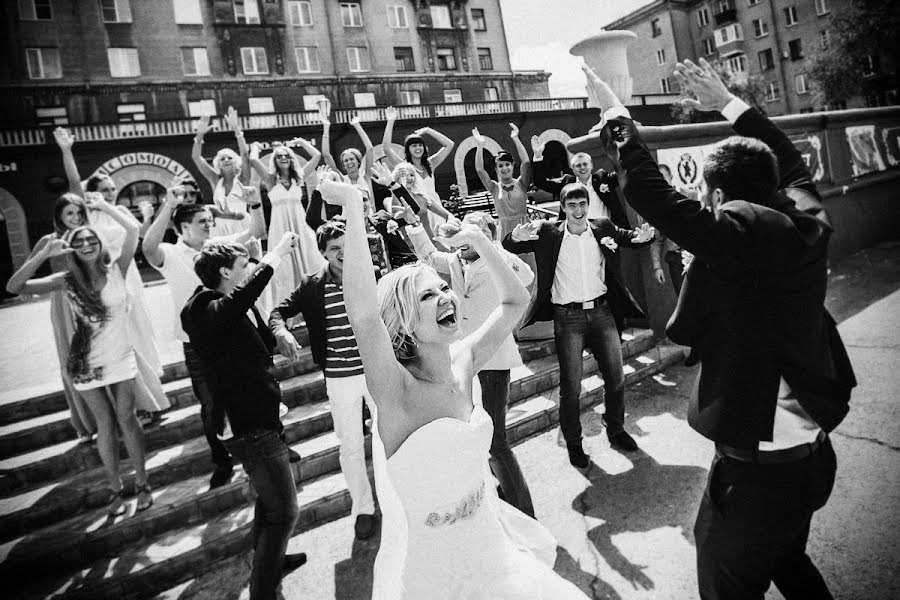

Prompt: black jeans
[183,342,232,471]
[694,438,837,600]
[224,430,300,600]
[478,370,535,518]
[664,250,684,295]
[553,300,626,447]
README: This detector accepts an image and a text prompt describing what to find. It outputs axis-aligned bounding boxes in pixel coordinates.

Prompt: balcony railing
[0,95,679,147]
[714,8,737,25]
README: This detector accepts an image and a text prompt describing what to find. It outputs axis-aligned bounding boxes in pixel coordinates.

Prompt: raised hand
[53,127,75,150]
[316,98,331,121]
[44,238,74,258]
[369,162,393,187]
[316,164,340,188]
[224,106,241,131]
[414,127,428,137]
[138,200,154,221]
[320,179,364,208]
[273,231,300,257]
[530,135,545,156]
[582,64,622,111]
[83,191,108,210]
[434,222,486,250]
[511,221,540,242]
[237,182,259,203]
[245,237,262,260]
[249,141,263,158]
[384,105,398,121]
[195,114,213,137]
[472,127,486,145]
[632,223,656,244]
[165,185,187,209]
[673,58,734,113]
[509,123,519,138]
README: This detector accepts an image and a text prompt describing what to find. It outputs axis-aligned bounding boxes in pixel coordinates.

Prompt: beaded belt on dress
[424,482,486,528]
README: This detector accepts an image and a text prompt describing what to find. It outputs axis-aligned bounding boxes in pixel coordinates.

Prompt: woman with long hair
[321,112,377,207]
[192,107,252,238]
[7,195,152,516]
[472,124,533,239]
[382,106,456,228]
[53,128,170,424]
[318,178,587,599]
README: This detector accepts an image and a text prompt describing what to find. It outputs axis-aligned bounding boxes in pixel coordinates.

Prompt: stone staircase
[0,325,684,600]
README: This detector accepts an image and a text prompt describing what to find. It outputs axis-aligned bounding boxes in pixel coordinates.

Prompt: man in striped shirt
[268,221,377,540]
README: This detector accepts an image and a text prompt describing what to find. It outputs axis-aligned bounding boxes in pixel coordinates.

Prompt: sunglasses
[70,236,100,248]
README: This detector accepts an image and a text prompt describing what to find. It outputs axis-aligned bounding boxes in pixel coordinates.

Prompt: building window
[436,47,457,70]
[303,94,328,111]
[241,47,269,74]
[725,54,747,75]
[765,82,779,101]
[108,48,140,77]
[248,97,274,113]
[758,48,774,71]
[660,77,671,93]
[819,29,830,49]
[430,4,452,28]
[795,73,808,94]
[752,18,768,37]
[25,48,61,79]
[188,99,217,117]
[117,103,146,122]
[714,23,743,46]
[702,38,715,55]
[295,46,320,72]
[815,0,829,16]
[788,38,803,60]
[784,5,798,27]
[174,0,203,24]
[444,89,462,103]
[651,18,662,37]
[354,92,376,108]
[656,49,666,65]
[478,48,493,70]
[697,7,710,27]
[387,4,407,28]
[234,0,261,24]
[394,47,414,72]
[341,2,363,27]
[399,90,421,105]
[101,0,132,23]
[347,46,370,72]
[749,0,762,5]
[18,0,52,20]
[182,48,210,76]
[484,87,499,101]
[289,1,313,26]
[36,106,68,126]
[471,8,486,30]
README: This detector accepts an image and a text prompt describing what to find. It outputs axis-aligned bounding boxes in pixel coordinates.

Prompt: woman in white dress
[249,139,326,315]
[7,196,152,516]
[321,114,377,206]
[191,108,252,238]
[319,178,588,600]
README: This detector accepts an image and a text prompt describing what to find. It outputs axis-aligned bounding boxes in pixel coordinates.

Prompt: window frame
[784,5,799,27]
[182,47,210,76]
[752,18,768,37]
[702,38,716,55]
[340,2,363,27]
[116,102,146,123]
[470,8,486,31]
[347,46,370,72]
[303,94,328,111]
[815,0,829,16]
[107,47,141,78]
[387,4,407,28]
[174,0,203,24]
[289,0,313,26]
[660,77,671,94]
[443,89,463,103]
[651,18,662,37]
[436,47,457,71]
[240,47,269,75]
[234,0,261,24]
[101,0,132,24]
[25,47,62,79]
[353,92,376,108]
[399,90,421,105]
[394,47,415,72]
[765,82,779,102]
[795,73,808,94]
[429,4,453,29]
[295,46,320,73]
[483,87,499,102]
[697,7,710,27]
[725,53,747,75]
[788,38,803,61]
[248,97,275,114]
[477,47,493,71]
[18,0,53,20]
[188,99,217,118]
[656,49,666,65]
[758,48,774,71]
[35,106,68,126]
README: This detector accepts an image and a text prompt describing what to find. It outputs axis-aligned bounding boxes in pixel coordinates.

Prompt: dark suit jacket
[181,262,281,437]
[611,106,855,448]
[533,160,631,229]
[502,219,645,331]
[268,266,332,371]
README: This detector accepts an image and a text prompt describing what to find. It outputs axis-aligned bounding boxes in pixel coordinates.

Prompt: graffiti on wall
[845,125,887,176]
[789,132,827,182]
[655,143,716,192]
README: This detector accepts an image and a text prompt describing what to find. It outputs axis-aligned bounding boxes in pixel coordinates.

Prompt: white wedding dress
[370,397,589,599]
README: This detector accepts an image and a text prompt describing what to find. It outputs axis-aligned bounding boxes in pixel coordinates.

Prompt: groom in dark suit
[502,184,654,467]
[585,61,855,599]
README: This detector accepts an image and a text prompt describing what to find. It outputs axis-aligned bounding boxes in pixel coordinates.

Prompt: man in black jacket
[586,60,855,599]
[181,231,307,599]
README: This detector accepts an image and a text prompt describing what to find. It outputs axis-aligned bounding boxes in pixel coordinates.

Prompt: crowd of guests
[6,60,854,600]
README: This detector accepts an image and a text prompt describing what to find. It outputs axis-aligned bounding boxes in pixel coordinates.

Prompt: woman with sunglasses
[249,139,326,317]
[7,194,153,516]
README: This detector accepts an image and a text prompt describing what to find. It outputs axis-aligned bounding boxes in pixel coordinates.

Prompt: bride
[318,176,587,599]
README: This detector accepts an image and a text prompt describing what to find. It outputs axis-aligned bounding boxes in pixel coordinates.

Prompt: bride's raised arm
[437,225,530,373]
[318,178,410,407]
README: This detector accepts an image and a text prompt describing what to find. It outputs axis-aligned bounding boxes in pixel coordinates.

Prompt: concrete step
[7,343,685,599]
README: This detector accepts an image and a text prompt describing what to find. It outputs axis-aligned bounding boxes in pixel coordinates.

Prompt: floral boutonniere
[600,236,618,252]
[598,183,610,193]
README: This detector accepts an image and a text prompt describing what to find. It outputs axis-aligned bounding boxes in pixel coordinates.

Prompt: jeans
[664,250,685,295]
[553,300,626,447]
[224,430,300,600]
[478,370,535,518]
[694,438,837,600]
[325,374,375,519]
[183,342,232,471]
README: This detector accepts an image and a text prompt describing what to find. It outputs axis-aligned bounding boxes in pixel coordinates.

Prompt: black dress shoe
[567,445,590,469]
[288,448,302,463]
[282,552,308,574]
[209,466,234,489]
[608,430,639,452]
[354,514,376,540]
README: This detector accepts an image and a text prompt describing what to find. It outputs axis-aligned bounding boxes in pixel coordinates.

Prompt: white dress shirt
[551,226,606,305]
[584,180,611,220]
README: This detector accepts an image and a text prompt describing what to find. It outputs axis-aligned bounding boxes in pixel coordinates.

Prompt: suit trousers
[694,438,837,600]
[553,301,626,447]
[664,250,685,296]
[478,369,535,518]
[183,342,232,471]
[325,373,376,518]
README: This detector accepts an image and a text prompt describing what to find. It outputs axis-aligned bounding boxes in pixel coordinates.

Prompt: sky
[499,0,655,97]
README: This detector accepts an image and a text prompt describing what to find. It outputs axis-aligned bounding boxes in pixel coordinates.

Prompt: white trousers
[325,373,376,518]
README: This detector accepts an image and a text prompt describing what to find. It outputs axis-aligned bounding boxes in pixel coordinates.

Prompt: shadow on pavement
[826,240,900,324]
[333,524,378,600]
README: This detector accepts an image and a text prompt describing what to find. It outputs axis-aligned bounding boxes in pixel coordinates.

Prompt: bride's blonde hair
[378,263,435,363]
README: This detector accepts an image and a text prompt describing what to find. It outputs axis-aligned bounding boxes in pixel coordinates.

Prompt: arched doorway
[0,188,29,296]
[463,148,496,194]
[453,135,503,196]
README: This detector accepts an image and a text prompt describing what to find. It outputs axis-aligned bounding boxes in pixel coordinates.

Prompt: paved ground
[149,241,900,600]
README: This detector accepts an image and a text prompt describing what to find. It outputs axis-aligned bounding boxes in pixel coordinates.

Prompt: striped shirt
[323,282,364,378]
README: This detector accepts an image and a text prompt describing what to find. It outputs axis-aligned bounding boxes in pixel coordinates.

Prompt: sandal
[135,482,153,512]
[108,487,128,517]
